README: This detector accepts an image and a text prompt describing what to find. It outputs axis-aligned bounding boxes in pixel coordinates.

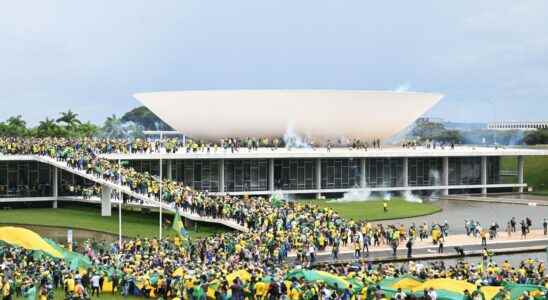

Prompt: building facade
[0,147,541,204]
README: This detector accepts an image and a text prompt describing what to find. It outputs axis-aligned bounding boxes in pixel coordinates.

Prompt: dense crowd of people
[0,137,545,300]
[0,136,441,157]
[0,238,546,300]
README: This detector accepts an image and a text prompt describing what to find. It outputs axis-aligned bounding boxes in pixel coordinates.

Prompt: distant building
[487,121,548,130]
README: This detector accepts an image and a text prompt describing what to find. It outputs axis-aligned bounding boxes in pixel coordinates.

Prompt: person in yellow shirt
[64,275,75,296]
[1,279,12,300]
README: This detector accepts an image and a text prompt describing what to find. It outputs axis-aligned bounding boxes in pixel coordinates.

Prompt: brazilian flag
[270,194,285,208]
[172,212,190,242]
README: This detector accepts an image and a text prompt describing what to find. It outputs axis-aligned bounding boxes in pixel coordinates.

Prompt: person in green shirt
[192,283,206,300]
[23,281,36,300]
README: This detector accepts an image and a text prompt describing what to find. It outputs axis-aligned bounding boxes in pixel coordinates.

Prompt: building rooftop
[98,146,548,160]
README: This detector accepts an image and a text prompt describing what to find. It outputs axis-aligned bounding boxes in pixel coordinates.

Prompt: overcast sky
[1,1,547,125]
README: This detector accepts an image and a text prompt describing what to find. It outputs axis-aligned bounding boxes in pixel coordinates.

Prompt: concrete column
[316,158,322,198]
[360,158,367,188]
[52,167,58,208]
[166,160,172,181]
[442,157,449,196]
[402,157,409,187]
[269,159,275,192]
[101,185,112,217]
[481,156,488,195]
[517,156,525,193]
[219,159,225,194]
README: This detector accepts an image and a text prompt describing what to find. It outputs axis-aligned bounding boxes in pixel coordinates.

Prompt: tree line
[0,110,143,139]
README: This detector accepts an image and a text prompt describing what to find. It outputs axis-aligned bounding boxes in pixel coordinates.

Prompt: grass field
[0,204,227,239]
[501,155,548,192]
[299,198,441,221]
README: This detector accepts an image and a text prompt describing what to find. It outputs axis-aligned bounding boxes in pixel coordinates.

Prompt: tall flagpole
[118,159,122,249]
[159,157,163,240]
[159,131,164,240]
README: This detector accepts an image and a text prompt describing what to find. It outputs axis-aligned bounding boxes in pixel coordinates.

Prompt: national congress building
[1,90,547,205]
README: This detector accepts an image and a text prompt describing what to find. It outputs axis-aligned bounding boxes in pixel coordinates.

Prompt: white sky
[1,1,547,125]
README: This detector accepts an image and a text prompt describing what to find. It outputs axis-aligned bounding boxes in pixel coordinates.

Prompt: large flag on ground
[172,211,189,241]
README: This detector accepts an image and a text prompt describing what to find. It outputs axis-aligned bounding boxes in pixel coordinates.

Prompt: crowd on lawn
[0,137,546,300]
[0,239,546,300]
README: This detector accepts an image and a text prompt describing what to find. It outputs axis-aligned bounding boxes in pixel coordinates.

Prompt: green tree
[101,114,144,139]
[35,117,65,137]
[75,121,99,137]
[56,109,81,128]
[121,106,173,131]
[524,128,548,145]
[0,115,28,137]
[410,118,463,143]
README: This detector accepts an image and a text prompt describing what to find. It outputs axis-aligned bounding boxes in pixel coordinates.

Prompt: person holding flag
[172,211,190,244]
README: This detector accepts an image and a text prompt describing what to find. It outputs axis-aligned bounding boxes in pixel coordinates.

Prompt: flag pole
[159,131,164,240]
[118,159,122,249]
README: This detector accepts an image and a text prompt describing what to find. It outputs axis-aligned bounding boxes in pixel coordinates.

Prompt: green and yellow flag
[172,211,189,241]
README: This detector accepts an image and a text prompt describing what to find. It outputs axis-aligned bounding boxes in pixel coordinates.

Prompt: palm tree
[101,114,123,138]
[56,110,81,128]
[3,115,28,137]
[37,118,62,137]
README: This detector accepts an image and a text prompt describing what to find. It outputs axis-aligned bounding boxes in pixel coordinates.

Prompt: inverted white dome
[134,90,442,141]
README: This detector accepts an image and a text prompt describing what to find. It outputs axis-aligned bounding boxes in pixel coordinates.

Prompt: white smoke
[329,188,372,203]
[283,124,311,149]
[402,191,423,203]
[429,169,441,201]
[100,119,144,140]
[395,82,411,92]
[270,190,295,202]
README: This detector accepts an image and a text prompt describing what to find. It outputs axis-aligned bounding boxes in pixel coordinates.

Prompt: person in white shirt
[91,274,101,296]
[428,288,438,300]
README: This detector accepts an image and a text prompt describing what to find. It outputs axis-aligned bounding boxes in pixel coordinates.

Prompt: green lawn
[0,204,227,239]
[501,155,548,192]
[299,198,441,221]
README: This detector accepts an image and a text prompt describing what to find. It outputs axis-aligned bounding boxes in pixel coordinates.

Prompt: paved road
[373,199,548,235]
[311,238,548,264]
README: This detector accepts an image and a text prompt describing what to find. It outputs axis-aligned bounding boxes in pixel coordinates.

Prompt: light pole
[118,159,122,249]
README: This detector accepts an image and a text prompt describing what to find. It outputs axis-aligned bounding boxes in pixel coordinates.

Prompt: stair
[33,155,248,232]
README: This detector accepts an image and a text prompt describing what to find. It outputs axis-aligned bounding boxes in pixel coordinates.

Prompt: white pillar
[481,156,488,195]
[442,157,449,196]
[316,158,322,198]
[52,167,58,208]
[166,160,172,181]
[402,157,409,187]
[101,185,112,216]
[269,159,275,192]
[219,159,225,194]
[360,158,367,188]
[517,156,525,193]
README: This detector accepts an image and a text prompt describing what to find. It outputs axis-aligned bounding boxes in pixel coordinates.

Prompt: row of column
[85,155,527,215]
[167,156,525,195]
